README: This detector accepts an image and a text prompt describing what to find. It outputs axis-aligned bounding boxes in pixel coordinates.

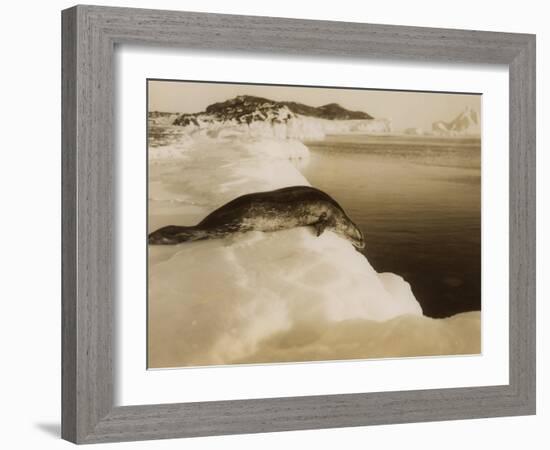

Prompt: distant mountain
[432,107,480,136]
[172,95,373,127]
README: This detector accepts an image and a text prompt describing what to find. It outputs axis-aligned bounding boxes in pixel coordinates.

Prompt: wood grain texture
[508,36,536,411]
[61,4,536,444]
[62,5,114,442]
[61,7,77,443]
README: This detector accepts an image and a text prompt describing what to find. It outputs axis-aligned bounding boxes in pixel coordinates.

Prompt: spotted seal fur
[148,185,365,248]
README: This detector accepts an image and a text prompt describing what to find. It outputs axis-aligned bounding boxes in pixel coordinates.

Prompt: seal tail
[148,225,208,245]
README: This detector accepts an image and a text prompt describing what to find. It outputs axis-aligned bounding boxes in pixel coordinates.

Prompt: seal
[148,185,365,248]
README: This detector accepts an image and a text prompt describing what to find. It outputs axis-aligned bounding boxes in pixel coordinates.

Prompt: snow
[432,107,481,136]
[148,132,480,368]
[174,113,392,141]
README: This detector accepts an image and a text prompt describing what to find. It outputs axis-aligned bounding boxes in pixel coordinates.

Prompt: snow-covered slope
[432,107,481,136]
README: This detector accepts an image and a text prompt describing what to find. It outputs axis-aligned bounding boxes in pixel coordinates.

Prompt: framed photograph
[62,5,536,444]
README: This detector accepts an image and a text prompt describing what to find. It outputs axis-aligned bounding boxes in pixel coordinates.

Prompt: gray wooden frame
[61,4,536,444]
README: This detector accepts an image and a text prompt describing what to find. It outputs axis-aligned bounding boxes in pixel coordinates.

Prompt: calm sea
[302,134,481,318]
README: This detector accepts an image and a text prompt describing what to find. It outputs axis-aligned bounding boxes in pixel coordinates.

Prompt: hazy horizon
[148,79,481,131]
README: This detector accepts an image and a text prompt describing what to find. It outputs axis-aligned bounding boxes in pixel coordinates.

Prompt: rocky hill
[164,95,388,140]
[173,95,373,127]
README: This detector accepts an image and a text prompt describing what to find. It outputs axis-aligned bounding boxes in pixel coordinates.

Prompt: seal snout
[339,219,365,249]
[351,229,366,249]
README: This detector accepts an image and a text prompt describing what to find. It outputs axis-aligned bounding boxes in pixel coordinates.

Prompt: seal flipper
[313,213,328,237]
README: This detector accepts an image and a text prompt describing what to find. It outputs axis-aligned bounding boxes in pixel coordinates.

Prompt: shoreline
[147,130,481,368]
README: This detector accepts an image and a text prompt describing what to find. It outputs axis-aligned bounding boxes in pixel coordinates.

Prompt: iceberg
[404,127,424,136]
[173,115,392,141]
[432,107,481,136]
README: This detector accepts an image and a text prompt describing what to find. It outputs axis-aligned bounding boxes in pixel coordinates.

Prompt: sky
[148,79,481,131]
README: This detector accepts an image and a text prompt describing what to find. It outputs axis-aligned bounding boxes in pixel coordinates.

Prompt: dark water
[302,134,481,318]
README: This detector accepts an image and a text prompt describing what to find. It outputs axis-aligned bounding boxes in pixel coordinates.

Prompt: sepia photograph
[147,80,481,369]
